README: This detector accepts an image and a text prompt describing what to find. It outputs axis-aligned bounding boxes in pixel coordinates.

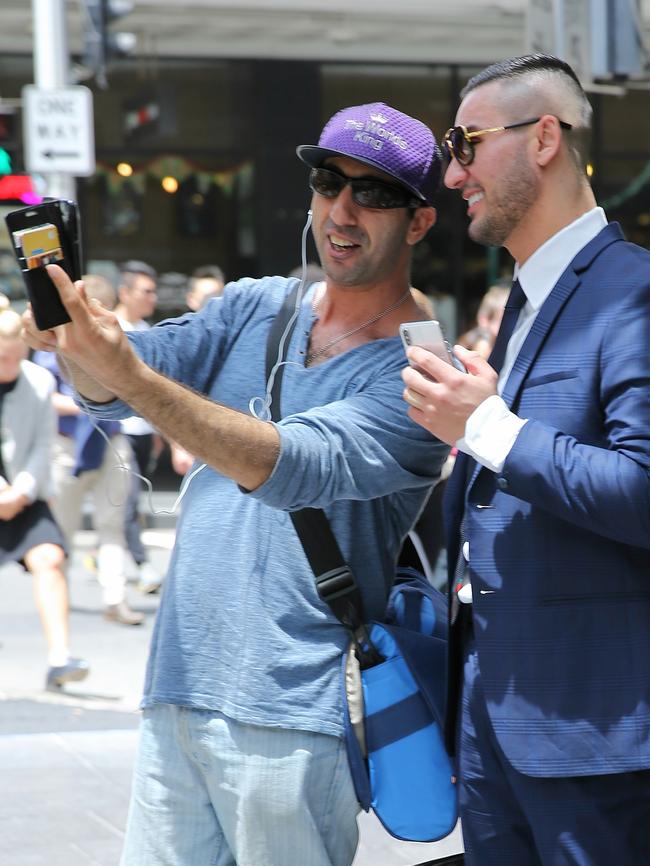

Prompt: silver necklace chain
[306,287,411,365]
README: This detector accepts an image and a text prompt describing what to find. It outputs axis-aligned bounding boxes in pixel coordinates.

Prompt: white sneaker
[137,562,163,594]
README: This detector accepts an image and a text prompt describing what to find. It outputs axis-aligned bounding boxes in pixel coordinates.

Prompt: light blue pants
[120,704,360,866]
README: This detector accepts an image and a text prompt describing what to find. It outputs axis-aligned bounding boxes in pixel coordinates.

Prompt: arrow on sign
[41,150,81,159]
[43,150,79,159]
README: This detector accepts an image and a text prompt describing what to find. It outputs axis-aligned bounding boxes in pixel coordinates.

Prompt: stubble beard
[469,149,539,248]
[316,223,409,289]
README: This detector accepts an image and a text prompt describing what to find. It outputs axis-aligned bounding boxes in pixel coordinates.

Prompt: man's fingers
[402,359,437,393]
[45,265,90,322]
[44,263,73,296]
[453,344,495,377]
[403,386,424,409]
[88,297,119,327]
[407,346,457,382]
[21,306,58,350]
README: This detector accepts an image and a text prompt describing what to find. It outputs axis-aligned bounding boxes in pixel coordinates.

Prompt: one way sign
[22,84,95,176]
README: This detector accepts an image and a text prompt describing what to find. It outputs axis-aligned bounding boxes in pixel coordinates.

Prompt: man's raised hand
[401,344,498,445]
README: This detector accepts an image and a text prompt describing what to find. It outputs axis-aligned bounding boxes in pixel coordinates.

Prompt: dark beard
[469,150,538,248]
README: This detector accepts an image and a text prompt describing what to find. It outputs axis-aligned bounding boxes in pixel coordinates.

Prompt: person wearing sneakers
[0,306,88,689]
[114,260,163,595]
[34,274,144,627]
[23,103,449,866]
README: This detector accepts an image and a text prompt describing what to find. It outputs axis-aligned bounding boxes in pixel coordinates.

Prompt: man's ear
[535,115,564,167]
[407,206,437,246]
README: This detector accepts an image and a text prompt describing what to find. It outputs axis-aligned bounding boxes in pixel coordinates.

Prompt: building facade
[0,1,648,330]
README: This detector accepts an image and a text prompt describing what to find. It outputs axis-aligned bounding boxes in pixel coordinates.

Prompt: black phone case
[22,267,72,331]
[4,199,83,331]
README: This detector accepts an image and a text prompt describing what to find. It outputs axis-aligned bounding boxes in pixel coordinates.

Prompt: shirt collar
[514,207,607,311]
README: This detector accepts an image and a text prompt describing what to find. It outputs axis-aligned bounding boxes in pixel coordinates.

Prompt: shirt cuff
[73,392,129,419]
[456,394,527,474]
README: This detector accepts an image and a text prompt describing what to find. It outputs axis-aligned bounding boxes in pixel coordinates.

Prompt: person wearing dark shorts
[0,306,88,689]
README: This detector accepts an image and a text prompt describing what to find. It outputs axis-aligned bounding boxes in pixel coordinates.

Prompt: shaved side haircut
[461,53,593,178]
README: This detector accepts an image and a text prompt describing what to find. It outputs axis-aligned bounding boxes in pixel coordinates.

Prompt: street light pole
[31,0,76,200]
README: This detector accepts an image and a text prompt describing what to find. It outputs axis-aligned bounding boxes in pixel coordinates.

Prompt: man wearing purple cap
[23,103,449,866]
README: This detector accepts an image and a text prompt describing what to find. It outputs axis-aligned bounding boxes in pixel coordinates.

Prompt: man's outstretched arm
[22,265,280,491]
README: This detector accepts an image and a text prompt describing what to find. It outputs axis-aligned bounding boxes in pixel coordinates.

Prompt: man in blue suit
[402,54,650,865]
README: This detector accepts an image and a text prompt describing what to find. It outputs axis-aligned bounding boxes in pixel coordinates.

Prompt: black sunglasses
[308,166,422,210]
[442,116,573,167]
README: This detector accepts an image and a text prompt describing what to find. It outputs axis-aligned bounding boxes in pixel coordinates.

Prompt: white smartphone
[400,320,467,373]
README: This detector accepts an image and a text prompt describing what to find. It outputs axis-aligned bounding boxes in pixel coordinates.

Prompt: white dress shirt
[458,207,608,473]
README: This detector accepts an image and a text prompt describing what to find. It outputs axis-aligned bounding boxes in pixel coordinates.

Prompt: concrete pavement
[0,495,463,866]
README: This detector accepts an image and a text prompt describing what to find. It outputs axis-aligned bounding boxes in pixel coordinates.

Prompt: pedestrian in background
[34,274,144,626]
[169,264,228,474]
[0,304,88,689]
[457,281,509,357]
[185,264,226,311]
[114,261,163,594]
[403,53,650,865]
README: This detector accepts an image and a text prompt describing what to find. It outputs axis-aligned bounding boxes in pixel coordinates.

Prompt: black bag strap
[266,283,378,651]
[265,281,301,419]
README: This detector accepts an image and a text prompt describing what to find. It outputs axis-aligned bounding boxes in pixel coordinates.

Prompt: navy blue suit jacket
[444,223,650,777]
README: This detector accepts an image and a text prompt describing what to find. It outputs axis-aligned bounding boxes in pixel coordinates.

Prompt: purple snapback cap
[296,102,441,205]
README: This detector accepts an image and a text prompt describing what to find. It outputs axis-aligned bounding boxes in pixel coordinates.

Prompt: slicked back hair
[462,54,582,98]
[461,54,593,177]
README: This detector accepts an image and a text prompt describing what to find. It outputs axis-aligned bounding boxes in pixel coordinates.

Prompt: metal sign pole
[31,0,76,200]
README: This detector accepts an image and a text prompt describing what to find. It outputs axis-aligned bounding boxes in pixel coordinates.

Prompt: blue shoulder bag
[266,284,458,844]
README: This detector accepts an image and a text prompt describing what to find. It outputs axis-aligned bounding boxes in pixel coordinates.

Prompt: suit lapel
[501,223,625,410]
[444,224,626,531]
[500,274,579,408]
[456,223,625,502]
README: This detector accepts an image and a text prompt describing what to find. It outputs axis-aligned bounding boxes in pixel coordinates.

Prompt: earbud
[307,209,313,217]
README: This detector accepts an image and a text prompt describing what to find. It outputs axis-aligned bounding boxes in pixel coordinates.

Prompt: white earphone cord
[248,208,314,421]
[57,353,206,516]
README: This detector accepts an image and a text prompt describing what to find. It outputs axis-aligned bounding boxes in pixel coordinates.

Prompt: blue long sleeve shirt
[86,276,448,737]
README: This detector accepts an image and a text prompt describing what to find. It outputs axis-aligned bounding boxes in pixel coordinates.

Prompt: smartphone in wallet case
[5,199,83,330]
